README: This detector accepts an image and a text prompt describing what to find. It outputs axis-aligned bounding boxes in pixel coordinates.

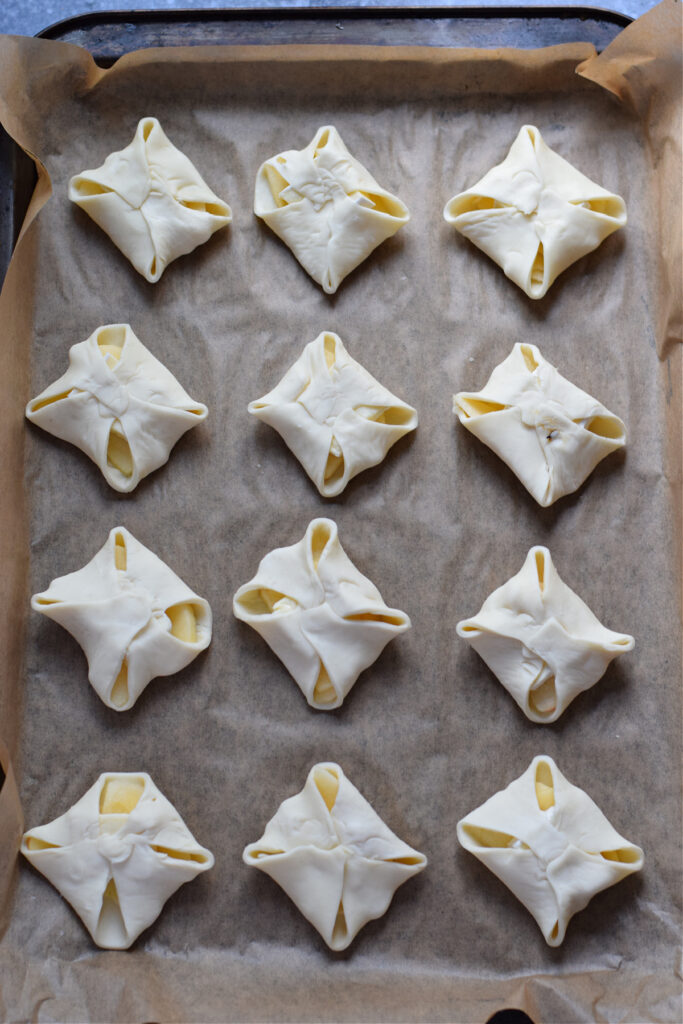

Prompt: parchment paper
[0,3,681,1021]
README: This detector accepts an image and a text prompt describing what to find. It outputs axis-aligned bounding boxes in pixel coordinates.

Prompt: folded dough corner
[457,755,643,946]
[25,323,208,493]
[248,331,418,497]
[233,517,410,710]
[454,342,626,506]
[444,124,626,299]
[254,125,410,294]
[69,116,231,282]
[457,545,634,723]
[243,762,426,950]
[31,526,212,710]
[21,772,214,949]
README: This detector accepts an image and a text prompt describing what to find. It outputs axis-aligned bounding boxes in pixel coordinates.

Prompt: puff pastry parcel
[233,518,410,709]
[22,772,214,949]
[244,762,427,950]
[69,116,231,282]
[457,755,643,946]
[32,526,212,710]
[457,546,634,722]
[26,324,208,493]
[249,331,418,497]
[454,342,625,506]
[444,124,626,298]
[254,125,409,293]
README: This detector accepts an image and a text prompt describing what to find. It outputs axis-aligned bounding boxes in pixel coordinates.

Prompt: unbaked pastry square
[69,116,231,282]
[457,755,643,945]
[248,331,418,497]
[254,125,409,294]
[22,772,214,949]
[444,125,626,299]
[233,518,410,709]
[244,762,426,950]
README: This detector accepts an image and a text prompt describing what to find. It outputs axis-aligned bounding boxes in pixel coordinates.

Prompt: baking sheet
[0,3,681,1020]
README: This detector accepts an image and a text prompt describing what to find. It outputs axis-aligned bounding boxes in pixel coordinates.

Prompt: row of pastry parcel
[68,117,626,298]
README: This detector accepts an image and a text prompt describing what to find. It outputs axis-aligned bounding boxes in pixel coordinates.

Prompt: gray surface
[0,0,662,42]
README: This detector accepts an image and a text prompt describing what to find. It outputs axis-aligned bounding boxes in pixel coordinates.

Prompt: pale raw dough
[69,116,231,282]
[31,526,212,710]
[243,762,427,950]
[248,331,418,497]
[26,323,208,493]
[457,546,634,722]
[454,342,625,506]
[21,772,214,949]
[233,518,410,709]
[254,125,409,294]
[444,124,626,299]
[457,755,643,946]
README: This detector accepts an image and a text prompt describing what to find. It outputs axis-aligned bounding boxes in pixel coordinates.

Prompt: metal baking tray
[0,5,630,286]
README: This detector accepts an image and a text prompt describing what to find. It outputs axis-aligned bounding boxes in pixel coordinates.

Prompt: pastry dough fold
[457,546,634,722]
[69,117,231,282]
[457,755,643,945]
[255,126,409,294]
[22,772,214,949]
[249,332,417,496]
[233,518,410,709]
[244,762,426,949]
[454,343,625,506]
[444,125,626,298]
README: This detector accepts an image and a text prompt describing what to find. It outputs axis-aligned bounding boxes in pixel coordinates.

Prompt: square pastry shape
[32,526,212,711]
[69,116,231,282]
[254,125,409,294]
[443,124,626,298]
[457,755,643,946]
[233,518,410,709]
[457,546,634,722]
[244,762,426,950]
[249,331,418,497]
[26,323,207,493]
[22,772,214,949]
[454,342,625,506]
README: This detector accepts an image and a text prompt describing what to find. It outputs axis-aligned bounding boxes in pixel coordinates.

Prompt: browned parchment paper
[0,3,681,1020]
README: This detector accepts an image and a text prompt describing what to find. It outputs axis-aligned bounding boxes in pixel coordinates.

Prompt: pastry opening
[25,836,61,851]
[359,191,408,219]
[345,610,408,627]
[180,198,231,217]
[313,764,340,811]
[114,531,127,571]
[582,415,625,441]
[71,178,114,198]
[455,397,507,419]
[100,776,145,815]
[166,602,199,643]
[32,595,61,605]
[96,878,128,948]
[314,128,331,155]
[520,345,539,373]
[141,118,155,141]
[186,404,207,416]
[107,421,134,479]
[96,325,126,362]
[149,257,158,279]
[236,587,297,616]
[110,661,129,708]
[331,899,348,947]
[310,521,333,569]
[570,196,625,219]
[534,550,546,590]
[387,853,426,866]
[151,844,211,864]
[355,404,415,427]
[549,921,559,942]
[528,676,557,718]
[447,194,511,217]
[529,243,545,292]
[526,126,538,145]
[323,447,345,487]
[312,664,338,706]
[264,165,291,207]
[534,761,555,811]
[461,825,526,849]
[458,623,481,633]
[612,636,634,647]
[323,333,338,369]
[601,847,642,864]
[247,846,285,860]
[28,391,73,413]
